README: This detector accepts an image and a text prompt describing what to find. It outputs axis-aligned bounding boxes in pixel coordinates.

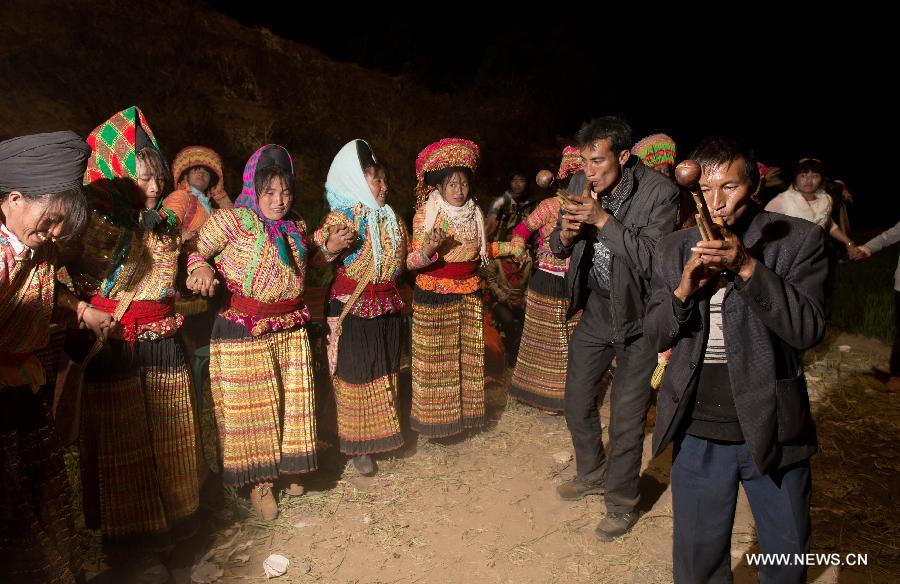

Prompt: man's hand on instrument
[186,266,219,298]
[562,195,610,231]
[691,225,757,281]
[674,250,720,303]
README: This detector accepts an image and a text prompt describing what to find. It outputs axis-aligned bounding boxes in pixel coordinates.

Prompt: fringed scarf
[423,190,488,265]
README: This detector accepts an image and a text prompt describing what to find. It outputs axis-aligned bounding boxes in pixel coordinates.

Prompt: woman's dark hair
[794,158,825,177]
[356,140,385,177]
[0,186,88,242]
[424,166,473,189]
[509,171,527,183]
[254,164,294,196]
[689,136,760,188]
[574,116,634,154]
[136,146,170,194]
[178,165,219,190]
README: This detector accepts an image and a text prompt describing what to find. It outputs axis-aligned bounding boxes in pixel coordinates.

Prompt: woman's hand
[421,228,448,258]
[325,224,356,253]
[80,305,117,341]
[186,266,219,297]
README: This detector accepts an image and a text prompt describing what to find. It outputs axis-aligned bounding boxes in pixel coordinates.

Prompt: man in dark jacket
[644,136,826,583]
[549,116,679,540]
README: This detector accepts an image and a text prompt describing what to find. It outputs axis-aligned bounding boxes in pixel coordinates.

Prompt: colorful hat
[631,133,676,171]
[557,145,583,180]
[84,106,159,185]
[172,145,227,200]
[415,138,479,205]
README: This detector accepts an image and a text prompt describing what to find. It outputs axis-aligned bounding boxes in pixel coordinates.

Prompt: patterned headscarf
[631,133,677,171]
[171,145,227,200]
[234,144,305,267]
[83,106,176,229]
[414,138,479,206]
[325,139,400,279]
[558,145,583,180]
[82,106,170,297]
[84,106,159,184]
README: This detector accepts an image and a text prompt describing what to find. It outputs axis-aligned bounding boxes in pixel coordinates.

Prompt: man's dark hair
[574,116,634,154]
[689,136,760,187]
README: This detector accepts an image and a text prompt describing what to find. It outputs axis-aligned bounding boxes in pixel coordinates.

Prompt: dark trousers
[672,434,811,584]
[892,291,900,376]
[564,291,656,513]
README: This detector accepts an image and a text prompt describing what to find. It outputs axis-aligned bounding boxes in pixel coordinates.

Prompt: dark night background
[207,8,891,232]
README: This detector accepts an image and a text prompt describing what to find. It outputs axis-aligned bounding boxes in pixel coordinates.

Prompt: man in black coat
[549,116,679,540]
[644,136,826,583]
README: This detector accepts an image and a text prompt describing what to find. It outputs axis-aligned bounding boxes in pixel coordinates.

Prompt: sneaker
[352,455,376,476]
[594,511,639,541]
[250,482,278,520]
[556,477,605,501]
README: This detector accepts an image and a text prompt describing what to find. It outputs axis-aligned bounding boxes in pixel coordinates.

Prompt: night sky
[207,8,890,230]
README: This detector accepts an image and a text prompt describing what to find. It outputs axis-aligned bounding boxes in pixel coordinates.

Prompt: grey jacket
[549,160,679,342]
[645,208,828,473]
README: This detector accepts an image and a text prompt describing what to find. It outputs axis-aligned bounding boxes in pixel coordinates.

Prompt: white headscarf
[325,139,400,279]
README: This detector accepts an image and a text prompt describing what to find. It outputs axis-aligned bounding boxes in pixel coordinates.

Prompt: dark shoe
[594,511,639,541]
[352,455,376,476]
[556,478,605,501]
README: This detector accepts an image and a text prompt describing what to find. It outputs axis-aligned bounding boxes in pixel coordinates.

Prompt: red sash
[423,260,479,280]
[332,273,399,302]
[227,293,303,317]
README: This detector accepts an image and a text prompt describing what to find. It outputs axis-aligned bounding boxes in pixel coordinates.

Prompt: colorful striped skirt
[0,385,82,583]
[331,301,404,455]
[509,270,579,412]
[80,336,200,540]
[210,318,317,487]
[410,287,484,438]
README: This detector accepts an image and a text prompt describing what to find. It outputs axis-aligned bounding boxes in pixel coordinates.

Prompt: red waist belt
[91,295,174,343]
[423,260,479,280]
[227,293,303,317]
[332,272,399,301]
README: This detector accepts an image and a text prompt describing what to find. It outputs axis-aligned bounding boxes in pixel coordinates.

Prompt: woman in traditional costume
[406,138,521,439]
[186,144,316,520]
[163,146,230,475]
[0,130,101,584]
[313,139,407,476]
[506,146,587,412]
[65,108,201,577]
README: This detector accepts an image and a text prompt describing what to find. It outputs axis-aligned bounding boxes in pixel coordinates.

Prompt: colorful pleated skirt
[80,336,200,540]
[410,287,484,438]
[209,317,317,487]
[0,385,82,583]
[330,300,403,455]
[508,269,579,412]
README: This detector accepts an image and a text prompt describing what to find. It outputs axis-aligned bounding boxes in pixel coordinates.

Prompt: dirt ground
[80,331,900,583]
